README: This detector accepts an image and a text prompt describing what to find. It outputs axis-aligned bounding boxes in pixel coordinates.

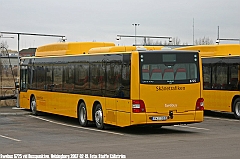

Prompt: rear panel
[132,50,203,125]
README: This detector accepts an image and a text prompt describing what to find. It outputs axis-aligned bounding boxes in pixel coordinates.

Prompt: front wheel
[30,96,38,115]
[94,104,104,129]
[78,102,88,127]
[233,98,240,119]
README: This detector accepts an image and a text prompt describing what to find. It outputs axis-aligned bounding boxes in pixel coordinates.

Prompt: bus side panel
[116,99,131,127]
[130,52,140,99]
[130,52,147,125]
[203,90,237,112]
[117,112,131,127]
[19,92,30,109]
[105,98,117,125]
[105,98,132,127]
[20,90,96,119]
[25,90,79,118]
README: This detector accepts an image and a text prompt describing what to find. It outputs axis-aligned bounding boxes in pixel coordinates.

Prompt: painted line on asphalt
[174,125,210,131]
[29,115,124,136]
[204,116,240,122]
[0,135,21,142]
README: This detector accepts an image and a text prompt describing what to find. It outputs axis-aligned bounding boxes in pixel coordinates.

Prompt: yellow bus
[176,44,240,119]
[19,42,204,129]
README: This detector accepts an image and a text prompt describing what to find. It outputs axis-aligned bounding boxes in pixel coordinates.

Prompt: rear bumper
[130,111,204,126]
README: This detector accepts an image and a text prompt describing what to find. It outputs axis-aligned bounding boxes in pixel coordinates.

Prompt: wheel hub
[95,109,102,125]
[80,107,86,123]
[235,102,240,116]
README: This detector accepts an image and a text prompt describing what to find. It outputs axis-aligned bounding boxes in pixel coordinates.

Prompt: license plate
[151,116,168,121]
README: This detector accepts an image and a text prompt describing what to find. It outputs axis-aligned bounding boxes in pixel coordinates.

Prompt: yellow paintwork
[176,44,240,113]
[176,44,240,57]
[203,90,240,112]
[19,42,204,127]
[130,51,141,100]
[35,42,115,56]
[20,88,203,127]
[140,83,201,113]
[88,46,163,54]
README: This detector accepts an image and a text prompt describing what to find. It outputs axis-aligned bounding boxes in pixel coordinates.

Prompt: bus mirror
[15,81,20,89]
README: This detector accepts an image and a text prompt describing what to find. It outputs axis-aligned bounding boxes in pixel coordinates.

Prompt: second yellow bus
[177,44,240,119]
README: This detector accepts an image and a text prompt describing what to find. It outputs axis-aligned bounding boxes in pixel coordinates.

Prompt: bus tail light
[132,100,146,113]
[196,98,204,110]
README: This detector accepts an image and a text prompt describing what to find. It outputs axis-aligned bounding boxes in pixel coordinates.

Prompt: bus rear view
[131,50,204,126]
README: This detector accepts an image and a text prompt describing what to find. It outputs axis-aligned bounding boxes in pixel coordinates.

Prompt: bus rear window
[140,51,200,84]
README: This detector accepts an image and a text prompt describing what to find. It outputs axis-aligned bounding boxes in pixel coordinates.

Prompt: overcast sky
[1,0,240,50]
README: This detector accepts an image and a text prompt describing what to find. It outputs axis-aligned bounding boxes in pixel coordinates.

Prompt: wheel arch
[232,95,240,112]
[92,100,101,122]
[29,94,35,109]
[77,99,86,118]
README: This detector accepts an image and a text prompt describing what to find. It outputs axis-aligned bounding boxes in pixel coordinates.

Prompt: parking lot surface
[0,107,240,159]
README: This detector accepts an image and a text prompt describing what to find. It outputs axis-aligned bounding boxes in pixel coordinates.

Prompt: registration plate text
[151,116,168,121]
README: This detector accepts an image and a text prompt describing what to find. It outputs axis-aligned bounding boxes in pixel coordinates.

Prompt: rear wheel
[78,102,88,127]
[94,104,104,129]
[30,96,38,115]
[233,98,240,119]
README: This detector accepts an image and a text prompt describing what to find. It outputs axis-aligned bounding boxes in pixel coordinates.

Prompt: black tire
[30,96,38,115]
[233,98,240,119]
[94,104,104,129]
[78,102,88,127]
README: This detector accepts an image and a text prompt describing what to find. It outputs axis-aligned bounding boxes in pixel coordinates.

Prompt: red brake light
[196,98,204,110]
[132,100,146,113]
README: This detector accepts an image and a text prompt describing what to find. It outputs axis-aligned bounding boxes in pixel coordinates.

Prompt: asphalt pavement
[0,106,31,116]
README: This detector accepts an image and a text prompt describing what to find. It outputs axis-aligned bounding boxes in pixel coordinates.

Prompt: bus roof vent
[161,47,172,50]
[136,46,147,51]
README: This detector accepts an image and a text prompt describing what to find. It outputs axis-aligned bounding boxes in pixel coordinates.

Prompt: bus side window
[63,65,74,92]
[229,78,238,90]
[203,65,211,89]
[121,62,130,99]
[20,66,28,91]
[45,66,53,90]
[212,63,227,90]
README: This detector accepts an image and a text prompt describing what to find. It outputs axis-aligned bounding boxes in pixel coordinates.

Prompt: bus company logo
[165,104,178,107]
[156,86,185,91]
[36,96,43,100]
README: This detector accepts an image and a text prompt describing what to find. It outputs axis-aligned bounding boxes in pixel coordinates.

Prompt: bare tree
[171,37,181,45]
[182,42,189,45]
[194,37,214,45]
[0,41,9,56]
[141,38,170,45]
[0,41,9,49]
[141,37,188,45]
[145,38,154,45]
[0,60,2,77]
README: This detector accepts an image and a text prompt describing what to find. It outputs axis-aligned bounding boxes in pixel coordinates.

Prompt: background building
[19,48,36,57]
